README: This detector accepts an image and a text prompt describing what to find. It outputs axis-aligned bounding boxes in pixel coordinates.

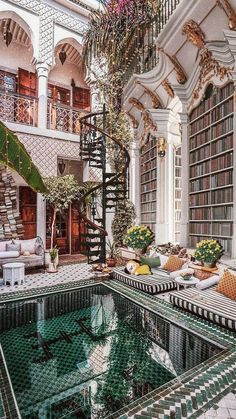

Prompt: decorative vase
[47,262,57,273]
[106,258,117,267]
[203,261,217,269]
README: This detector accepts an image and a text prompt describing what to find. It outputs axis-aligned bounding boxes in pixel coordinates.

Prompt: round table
[175,276,199,291]
[3,262,25,286]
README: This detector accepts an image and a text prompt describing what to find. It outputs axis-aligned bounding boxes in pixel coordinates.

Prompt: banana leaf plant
[0,121,47,193]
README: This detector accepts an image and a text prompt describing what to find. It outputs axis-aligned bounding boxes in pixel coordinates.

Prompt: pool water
[0,285,221,418]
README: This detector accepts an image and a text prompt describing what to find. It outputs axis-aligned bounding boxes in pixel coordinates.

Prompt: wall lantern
[59,47,67,65]
[157,137,167,158]
[4,23,12,47]
[58,158,66,175]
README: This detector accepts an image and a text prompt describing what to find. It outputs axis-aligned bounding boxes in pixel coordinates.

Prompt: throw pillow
[20,239,36,254]
[140,255,161,268]
[216,270,236,300]
[162,255,185,272]
[134,265,151,276]
[194,270,213,281]
[6,242,21,253]
[23,250,31,256]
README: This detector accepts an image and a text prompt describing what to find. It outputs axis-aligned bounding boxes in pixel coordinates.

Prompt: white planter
[45,250,59,268]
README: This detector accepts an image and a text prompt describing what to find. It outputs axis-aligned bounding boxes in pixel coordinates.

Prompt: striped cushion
[112,266,177,294]
[170,287,236,330]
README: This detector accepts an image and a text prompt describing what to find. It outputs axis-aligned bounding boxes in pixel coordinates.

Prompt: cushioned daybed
[170,287,236,330]
[112,266,177,294]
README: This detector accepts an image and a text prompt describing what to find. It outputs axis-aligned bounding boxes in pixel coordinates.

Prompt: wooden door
[71,204,87,254]
[19,186,37,239]
[48,84,70,130]
[17,68,37,124]
[73,86,90,111]
[48,84,70,104]
[18,68,37,97]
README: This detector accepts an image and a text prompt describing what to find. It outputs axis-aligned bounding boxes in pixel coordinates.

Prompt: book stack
[0,165,24,240]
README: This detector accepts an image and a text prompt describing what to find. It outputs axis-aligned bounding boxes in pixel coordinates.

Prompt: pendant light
[4,22,12,47]
[59,47,67,65]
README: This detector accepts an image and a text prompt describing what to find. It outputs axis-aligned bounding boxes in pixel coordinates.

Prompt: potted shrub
[47,247,59,273]
[106,240,119,267]
[124,225,155,258]
[43,175,80,271]
[194,239,224,268]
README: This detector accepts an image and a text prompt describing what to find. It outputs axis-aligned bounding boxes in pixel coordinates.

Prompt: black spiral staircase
[78,106,130,264]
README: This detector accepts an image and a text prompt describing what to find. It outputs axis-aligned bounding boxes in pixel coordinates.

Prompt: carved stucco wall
[5,0,87,65]
[17,134,81,177]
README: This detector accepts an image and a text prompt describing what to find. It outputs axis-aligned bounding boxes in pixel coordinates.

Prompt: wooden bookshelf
[140,136,157,232]
[175,146,182,243]
[189,82,234,254]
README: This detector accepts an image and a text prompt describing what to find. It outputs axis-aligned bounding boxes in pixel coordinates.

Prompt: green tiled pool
[0,285,222,418]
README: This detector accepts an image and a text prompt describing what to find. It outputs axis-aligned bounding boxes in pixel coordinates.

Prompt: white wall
[0,42,35,73]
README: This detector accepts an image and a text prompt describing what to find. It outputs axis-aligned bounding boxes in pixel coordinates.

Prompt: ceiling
[0,18,31,47]
[56,43,83,66]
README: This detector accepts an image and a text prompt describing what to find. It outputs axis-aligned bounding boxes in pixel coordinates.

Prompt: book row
[190,83,234,120]
[189,222,233,236]
[189,188,233,207]
[212,116,233,138]
[190,205,233,220]
[211,99,233,123]
[189,134,233,164]
[190,152,233,178]
[190,170,233,192]
[141,190,157,203]
[141,168,157,184]
[141,202,156,212]
[141,180,157,193]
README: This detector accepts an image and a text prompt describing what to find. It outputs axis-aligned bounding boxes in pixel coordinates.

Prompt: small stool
[3,262,25,286]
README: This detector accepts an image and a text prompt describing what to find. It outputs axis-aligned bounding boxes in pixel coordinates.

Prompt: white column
[129,138,141,224]
[150,109,181,244]
[179,111,189,247]
[37,193,46,247]
[36,62,49,129]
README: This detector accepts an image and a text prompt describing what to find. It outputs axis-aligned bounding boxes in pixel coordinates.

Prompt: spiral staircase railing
[78,105,130,264]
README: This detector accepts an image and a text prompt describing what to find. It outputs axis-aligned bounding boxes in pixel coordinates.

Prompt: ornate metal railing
[124,0,181,83]
[47,100,87,134]
[0,90,38,126]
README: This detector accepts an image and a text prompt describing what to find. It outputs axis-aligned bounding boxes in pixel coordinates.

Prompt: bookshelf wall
[189,82,234,254]
[140,136,157,232]
[175,146,182,242]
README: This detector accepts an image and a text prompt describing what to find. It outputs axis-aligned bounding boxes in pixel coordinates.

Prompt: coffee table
[3,262,25,286]
[175,276,199,291]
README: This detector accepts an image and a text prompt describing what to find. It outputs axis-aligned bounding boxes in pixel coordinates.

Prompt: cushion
[134,265,151,276]
[17,238,36,254]
[6,242,21,253]
[170,268,194,279]
[0,241,7,252]
[0,251,20,258]
[159,254,169,267]
[196,275,220,290]
[162,255,186,272]
[23,250,31,257]
[194,269,213,281]
[216,270,236,300]
[140,255,161,268]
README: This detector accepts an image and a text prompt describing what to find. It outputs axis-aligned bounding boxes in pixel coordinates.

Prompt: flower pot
[106,258,117,268]
[47,262,58,273]
[134,248,144,260]
[203,261,217,269]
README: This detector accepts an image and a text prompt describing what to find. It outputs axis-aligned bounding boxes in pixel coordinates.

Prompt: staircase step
[85,241,101,248]
[104,173,117,179]
[94,218,103,223]
[88,250,101,257]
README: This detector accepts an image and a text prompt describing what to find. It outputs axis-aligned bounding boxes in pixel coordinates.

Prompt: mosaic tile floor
[0,266,236,418]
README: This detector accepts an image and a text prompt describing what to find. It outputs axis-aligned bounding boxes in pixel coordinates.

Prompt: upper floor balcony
[123,0,182,84]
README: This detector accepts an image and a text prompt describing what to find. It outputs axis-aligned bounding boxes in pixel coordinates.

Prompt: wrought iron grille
[0,91,38,126]
[47,100,86,134]
[123,0,181,83]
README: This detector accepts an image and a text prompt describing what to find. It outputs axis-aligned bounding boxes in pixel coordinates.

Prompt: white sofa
[0,237,45,269]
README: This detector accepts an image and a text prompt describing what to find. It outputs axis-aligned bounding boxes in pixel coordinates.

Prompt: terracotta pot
[203,261,217,269]
[106,258,117,267]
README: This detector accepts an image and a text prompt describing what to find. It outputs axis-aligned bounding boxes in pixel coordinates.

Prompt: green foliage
[0,121,46,193]
[43,175,80,211]
[111,199,136,247]
[194,239,224,263]
[124,225,155,250]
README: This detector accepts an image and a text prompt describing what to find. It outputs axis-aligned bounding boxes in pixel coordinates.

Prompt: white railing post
[36,62,49,130]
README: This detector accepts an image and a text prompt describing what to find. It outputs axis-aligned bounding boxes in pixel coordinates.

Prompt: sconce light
[157,137,167,158]
[4,22,12,47]
[58,158,66,175]
[59,47,67,65]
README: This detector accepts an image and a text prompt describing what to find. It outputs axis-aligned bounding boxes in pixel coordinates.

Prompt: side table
[175,276,199,291]
[3,262,25,286]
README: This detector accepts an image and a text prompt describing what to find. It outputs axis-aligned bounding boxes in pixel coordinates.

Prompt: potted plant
[106,240,119,267]
[123,225,155,258]
[47,247,59,273]
[194,239,224,268]
[43,175,80,271]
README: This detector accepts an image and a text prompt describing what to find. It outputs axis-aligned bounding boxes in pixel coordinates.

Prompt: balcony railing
[47,100,86,134]
[124,0,181,83]
[0,90,38,126]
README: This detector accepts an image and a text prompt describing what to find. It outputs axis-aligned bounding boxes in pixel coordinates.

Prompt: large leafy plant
[43,175,80,249]
[124,225,154,250]
[0,121,46,193]
[112,199,136,247]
